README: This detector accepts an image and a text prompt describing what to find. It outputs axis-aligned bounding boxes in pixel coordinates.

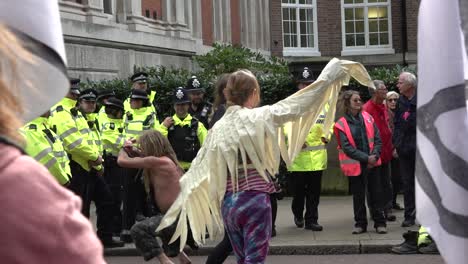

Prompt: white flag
[0,0,68,122]
[416,0,468,263]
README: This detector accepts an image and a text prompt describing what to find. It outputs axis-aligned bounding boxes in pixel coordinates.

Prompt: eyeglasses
[388,99,397,102]
[352,99,362,103]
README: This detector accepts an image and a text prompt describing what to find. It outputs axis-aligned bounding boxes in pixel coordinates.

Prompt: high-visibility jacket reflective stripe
[124,106,159,139]
[124,90,157,113]
[21,117,71,185]
[333,111,381,176]
[49,97,100,172]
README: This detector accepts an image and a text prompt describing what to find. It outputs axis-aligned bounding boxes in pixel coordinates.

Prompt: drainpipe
[401,0,408,66]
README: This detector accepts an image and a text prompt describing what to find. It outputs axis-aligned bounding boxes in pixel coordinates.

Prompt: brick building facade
[271,0,420,77]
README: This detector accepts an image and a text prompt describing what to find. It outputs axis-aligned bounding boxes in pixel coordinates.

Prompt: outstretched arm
[117,148,161,169]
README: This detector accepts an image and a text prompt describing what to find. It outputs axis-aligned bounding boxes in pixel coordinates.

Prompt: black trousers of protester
[348,167,386,228]
[103,156,124,235]
[122,168,148,231]
[399,151,416,221]
[379,162,394,212]
[205,193,278,264]
[69,160,115,240]
[290,171,322,225]
[390,157,402,206]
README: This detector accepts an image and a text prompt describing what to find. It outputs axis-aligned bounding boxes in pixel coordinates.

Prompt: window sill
[341,48,395,56]
[283,49,321,57]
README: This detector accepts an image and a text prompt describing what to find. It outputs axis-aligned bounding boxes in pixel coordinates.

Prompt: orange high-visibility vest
[333,111,381,176]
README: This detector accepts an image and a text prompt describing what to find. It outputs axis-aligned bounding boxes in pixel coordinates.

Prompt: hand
[88,156,103,167]
[162,117,174,128]
[368,155,377,165]
[393,149,399,158]
[321,137,329,144]
[124,138,136,148]
[301,143,307,149]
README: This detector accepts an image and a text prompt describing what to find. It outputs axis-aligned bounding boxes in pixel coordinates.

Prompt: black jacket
[393,95,417,156]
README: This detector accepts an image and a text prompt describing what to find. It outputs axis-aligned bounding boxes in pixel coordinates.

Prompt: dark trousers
[348,168,386,228]
[69,160,115,240]
[103,157,124,235]
[205,193,277,264]
[399,152,416,221]
[290,171,322,224]
[390,157,402,206]
[122,168,147,230]
[379,162,393,211]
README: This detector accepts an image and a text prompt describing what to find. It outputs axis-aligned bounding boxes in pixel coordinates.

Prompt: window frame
[281,0,321,57]
[340,0,394,56]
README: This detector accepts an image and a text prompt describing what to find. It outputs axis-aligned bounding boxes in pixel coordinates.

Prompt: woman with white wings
[157,58,375,263]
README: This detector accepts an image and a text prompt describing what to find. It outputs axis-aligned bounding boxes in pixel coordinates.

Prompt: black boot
[391,230,418,254]
[419,241,439,254]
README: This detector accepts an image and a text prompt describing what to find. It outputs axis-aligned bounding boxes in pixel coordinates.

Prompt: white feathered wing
[156,58,375,251]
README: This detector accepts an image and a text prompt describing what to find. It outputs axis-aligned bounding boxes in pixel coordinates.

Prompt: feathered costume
[157,58,375,250]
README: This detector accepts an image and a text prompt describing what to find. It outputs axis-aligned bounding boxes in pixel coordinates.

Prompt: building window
[281,0,320,56]
[153,11,157,20]
[145,9,150,18]
[341,0,394,55]
[103,0,112,14]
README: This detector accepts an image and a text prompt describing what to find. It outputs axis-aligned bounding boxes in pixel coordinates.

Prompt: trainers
[305,223,323,231]
[352,226,367,234]
[294,217,304,228]
[401,219,415,227]
[375,226,387,234]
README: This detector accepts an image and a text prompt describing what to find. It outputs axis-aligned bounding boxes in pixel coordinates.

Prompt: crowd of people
[15,54,432,263]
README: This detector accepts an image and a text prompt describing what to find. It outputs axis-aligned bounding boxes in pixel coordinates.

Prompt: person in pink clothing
[363,80,396,222]
[0,25,106,264]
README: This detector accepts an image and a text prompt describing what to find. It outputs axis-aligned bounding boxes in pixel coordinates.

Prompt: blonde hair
[225,69,260,106]
[0,25,34,143]
[138,130,183,193]
[386,91,399,99]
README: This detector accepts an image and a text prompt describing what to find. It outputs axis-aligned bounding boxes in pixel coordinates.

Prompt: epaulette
[28,124,37,130]
[126,112,133,121]
[70,107,78,117]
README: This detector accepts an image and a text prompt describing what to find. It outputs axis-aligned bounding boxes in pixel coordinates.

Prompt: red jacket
[363,100,393,163]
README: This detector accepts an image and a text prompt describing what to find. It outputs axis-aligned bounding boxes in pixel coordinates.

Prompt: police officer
[121,89,158,242]
[124,72,157,113]
[160,87,207,171]
[21,111,71,186]
[100,98,126,237]
[288,67,330,231]
[78,88,124,247]
[186,76,212,129]
[97,89,116,118]
[49,79,124,248]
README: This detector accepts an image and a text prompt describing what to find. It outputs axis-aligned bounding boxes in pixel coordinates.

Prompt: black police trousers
[103,156,124,235]
[290,171,323,225]
[122,168,147,230]
[69,160,115,241]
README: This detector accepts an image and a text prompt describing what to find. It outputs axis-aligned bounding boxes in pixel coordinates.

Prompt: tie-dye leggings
[222,191,272,264]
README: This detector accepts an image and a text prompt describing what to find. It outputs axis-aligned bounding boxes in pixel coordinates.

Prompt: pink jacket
[0,143,106,264]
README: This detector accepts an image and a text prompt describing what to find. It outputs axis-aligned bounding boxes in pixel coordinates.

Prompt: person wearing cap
[21,110,72,186]
[186,76,212,129]
[124,72,157,113]
[100,98,126,237]
[122,88,159,242]
[287,67,330,231]
[76,88,125,247]
[49,81,124,248]
[159,87,208,171]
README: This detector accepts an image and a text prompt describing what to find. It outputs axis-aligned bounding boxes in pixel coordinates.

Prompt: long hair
[213,73,230,111]
[137,130,183,193]
[338,90,360,115]
[0,25,34,144]
[225,69,260,107]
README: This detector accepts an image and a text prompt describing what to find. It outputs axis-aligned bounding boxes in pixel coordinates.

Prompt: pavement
[103,195,417,257]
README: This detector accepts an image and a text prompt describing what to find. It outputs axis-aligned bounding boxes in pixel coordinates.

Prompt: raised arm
[117,148,161,169]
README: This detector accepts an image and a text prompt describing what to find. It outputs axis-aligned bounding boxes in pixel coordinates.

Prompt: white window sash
[281,0,320,55]
[341,0,394,54]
